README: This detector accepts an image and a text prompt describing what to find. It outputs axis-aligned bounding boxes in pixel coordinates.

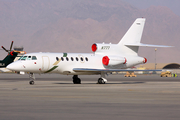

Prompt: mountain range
[0,0,180,63]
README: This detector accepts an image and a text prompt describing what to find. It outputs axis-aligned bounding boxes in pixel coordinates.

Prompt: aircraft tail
[118,18,146,45]
[92,18,172,56]
[118,18,146,56]
[117,18,171,56]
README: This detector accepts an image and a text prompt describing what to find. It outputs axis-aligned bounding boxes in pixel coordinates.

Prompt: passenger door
[42,56,50,71]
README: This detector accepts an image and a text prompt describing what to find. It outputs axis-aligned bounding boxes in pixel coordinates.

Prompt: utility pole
[155,48,157,70]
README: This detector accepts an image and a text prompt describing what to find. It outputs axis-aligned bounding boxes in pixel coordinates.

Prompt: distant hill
[0,0,179,63]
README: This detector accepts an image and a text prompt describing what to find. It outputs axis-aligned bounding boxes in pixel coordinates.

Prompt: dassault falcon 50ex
[7,18,171,85]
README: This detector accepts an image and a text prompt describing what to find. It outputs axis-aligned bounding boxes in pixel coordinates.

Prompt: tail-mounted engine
[92,43,147,67]
[91,43,97,52]
[102,56,147,67]
[102,56,127,66]
[91,43,117,54]
[143,57,147,63]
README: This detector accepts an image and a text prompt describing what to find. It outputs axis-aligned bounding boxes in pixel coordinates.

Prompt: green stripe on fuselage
[63,53,67,57]
[44,66,58,73]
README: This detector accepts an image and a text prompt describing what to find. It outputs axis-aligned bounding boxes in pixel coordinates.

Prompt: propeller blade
[1,46,9,52]
[10,41,14,51]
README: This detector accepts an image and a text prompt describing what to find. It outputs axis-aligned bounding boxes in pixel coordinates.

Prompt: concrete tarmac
[0,73,180,120]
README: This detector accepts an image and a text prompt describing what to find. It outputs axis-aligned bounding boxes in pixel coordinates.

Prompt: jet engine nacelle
[102,56,127,66]
[91,43,117,53]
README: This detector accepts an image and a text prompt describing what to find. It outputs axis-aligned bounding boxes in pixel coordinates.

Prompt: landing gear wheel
[73,78,81,84]
[29,72,35,85]
[72,75,81,84]
[29,80,34,85]
[97,72,107,84]
[98,78,105,84]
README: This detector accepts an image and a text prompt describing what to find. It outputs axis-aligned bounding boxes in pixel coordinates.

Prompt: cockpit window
[32,56,37,60]
[18,56,36,60]
[18,56,23,60]
[27,56,31,60]
[21,56,27,60]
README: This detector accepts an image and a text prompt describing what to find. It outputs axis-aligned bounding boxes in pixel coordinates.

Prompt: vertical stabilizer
[118,18,146,55]
[118,18,146,45]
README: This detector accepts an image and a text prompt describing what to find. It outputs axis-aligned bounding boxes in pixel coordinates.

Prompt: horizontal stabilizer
[125,43,173,48]
[73,68,162,72]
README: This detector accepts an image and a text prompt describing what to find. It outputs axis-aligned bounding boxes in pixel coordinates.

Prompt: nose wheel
[29,80,34,85]
[29,72,35,85]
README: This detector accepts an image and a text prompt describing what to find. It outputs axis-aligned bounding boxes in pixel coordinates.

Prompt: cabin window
[85,57,88,61]
[80,57,84,61]
[66,57,69,61]
[32,56,37,60]
[21,56,27,60]
[61,57,64,61]
[71,57,74,61]
[76,57,79,61]
[56,57,59,61]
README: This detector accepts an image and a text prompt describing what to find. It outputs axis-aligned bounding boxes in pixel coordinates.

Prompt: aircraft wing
[73,68,162,72]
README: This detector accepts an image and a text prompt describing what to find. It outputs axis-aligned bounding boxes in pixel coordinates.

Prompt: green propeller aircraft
[0,41,19,68]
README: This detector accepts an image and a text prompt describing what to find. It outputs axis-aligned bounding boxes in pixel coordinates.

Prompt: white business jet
[7,18,171,85]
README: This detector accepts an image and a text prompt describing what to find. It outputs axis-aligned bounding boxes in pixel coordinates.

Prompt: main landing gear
[29,72,35,85]
[97,77,107,84]
[73,75,81,84]
[72,73,107,84]
[97,72,107,84]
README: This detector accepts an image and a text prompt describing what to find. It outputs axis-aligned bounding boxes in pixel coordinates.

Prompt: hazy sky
[123,0,180,16]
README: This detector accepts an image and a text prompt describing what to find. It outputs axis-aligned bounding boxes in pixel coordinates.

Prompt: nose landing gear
[29,80,34,85]
[29,72,35,85]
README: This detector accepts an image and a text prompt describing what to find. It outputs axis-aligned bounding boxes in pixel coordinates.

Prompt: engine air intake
[91,44,97,52]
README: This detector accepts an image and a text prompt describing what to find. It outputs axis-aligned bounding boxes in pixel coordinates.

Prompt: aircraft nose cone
[7,63,18,71]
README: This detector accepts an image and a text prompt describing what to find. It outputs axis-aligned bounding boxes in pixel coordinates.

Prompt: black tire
[77,78,81,84]
[98,78,105,84]
[98,78,101,84]
[73,78,81,84]
[29,80,34,85]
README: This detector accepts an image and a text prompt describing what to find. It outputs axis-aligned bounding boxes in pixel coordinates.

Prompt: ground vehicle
[160,71,172,77]
[124,71,137,77]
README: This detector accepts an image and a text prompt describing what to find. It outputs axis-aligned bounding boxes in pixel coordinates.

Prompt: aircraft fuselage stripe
[44,66,58,73]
